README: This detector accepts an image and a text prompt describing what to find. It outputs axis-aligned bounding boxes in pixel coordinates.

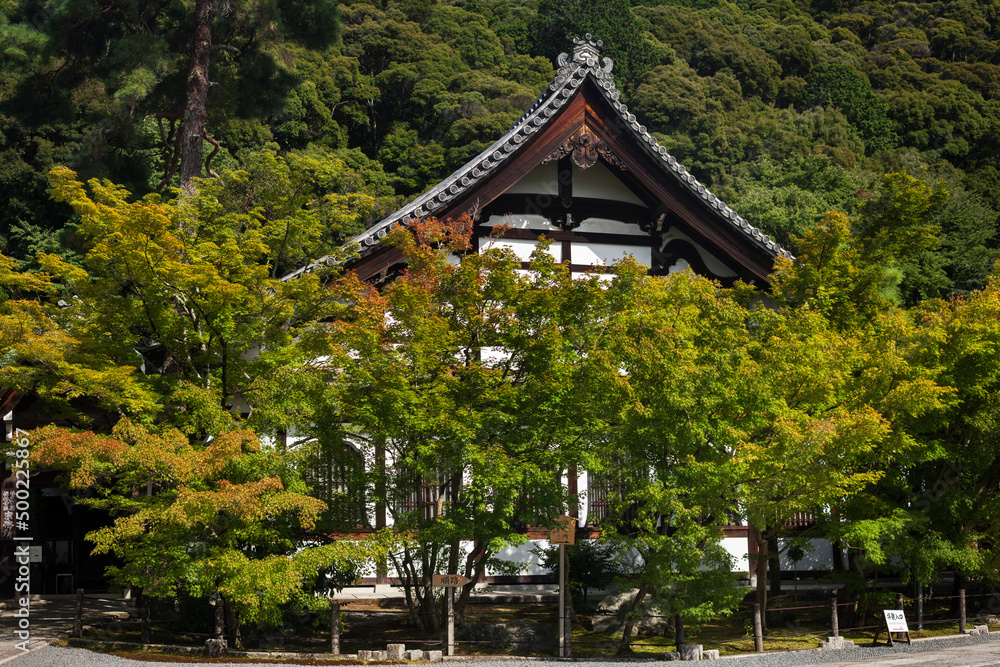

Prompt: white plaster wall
[504,163,559,195]
[573,217,644,235]
[488,539,551,577]
[572,242,650,267]
[573,163,646,205]
[668,258,691,274]
[572,272,616,283]
[480,346,511,368]
[482,214,558,231]
[778,538,835,571]
[577,469,590,526]
[723,536,751,573]
[662,227,738,278]
[492,238,561,262]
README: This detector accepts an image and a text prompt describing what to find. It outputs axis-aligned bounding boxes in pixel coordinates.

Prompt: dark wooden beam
[476,226,654,248]
[558,156,572,210]
[482,194,652,228]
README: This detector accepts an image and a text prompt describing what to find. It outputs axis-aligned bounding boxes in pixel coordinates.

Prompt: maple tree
[281,218,623,630]
[30,422,379,637]
[852,275,1000,598]
[0,167,382,644]
[761,212,952,618]
[591,270,753,652]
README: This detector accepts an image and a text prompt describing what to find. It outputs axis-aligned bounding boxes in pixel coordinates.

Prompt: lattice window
[587,458,643,526]
[587,470,617,525]
[307,440,366,527]
[394,469,458,521]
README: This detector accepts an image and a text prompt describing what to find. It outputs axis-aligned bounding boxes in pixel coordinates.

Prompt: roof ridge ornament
[573,33,603,60]
[557,33,613,72]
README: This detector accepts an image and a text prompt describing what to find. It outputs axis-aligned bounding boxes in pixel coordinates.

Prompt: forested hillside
[2,0,998,299]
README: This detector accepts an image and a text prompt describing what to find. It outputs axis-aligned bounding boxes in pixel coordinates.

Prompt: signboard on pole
[432,574,471,588]
[549,515,577,545]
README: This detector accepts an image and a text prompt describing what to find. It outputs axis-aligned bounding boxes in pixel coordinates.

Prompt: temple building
[0,37,831,597]
[285,35,790,289]
[285,36,831,584]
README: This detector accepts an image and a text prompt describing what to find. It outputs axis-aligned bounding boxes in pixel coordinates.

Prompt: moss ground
[84,589,1000,660]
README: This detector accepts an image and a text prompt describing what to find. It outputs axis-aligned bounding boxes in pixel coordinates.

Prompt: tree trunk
[223,594,242,649]
[752,526,768,626]
[179,0,213,190]
[617,580,654,655]
[768,535,782,597]
[455,540,487,620]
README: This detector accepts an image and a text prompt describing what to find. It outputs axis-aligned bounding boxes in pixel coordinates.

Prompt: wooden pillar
[564,592,572,657]
[447,587,455,656]
[73,588,84,638]
[959,589,966,634]
[375,442,388,586]
[140,601,150,644]
[558,544,566,657]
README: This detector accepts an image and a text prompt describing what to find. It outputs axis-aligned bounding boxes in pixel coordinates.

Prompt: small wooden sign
[432,574,471,587]
[873,609,911,646]
[549,515,577,545]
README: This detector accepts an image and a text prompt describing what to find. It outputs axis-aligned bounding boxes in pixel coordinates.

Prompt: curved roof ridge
[281,35,789,282]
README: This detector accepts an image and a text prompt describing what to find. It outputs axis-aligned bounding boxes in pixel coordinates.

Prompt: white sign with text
[883,609,909,633]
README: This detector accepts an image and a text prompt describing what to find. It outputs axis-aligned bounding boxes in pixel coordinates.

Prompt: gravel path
[717,632,1000,666]
[7,634,1000,667]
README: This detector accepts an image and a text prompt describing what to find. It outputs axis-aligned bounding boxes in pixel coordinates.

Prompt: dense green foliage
[2,0,998,300]
[3,0,1000,650]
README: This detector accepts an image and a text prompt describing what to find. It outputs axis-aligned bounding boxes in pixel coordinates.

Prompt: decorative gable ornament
[284,35,790,286]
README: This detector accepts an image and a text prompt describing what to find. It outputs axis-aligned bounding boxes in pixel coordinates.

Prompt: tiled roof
[282,35,790,281]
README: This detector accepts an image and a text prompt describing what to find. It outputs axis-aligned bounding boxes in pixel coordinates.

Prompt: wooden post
[916,584,924,631]
[564,594,572,657]
[330,602,340,655]
[558,543,566,658]
[447,587,455,656]
[140,601,150,644]
[959,589,966,634]
[831,594,839,637]
[73,588,84,638]
[753,603,764,653]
